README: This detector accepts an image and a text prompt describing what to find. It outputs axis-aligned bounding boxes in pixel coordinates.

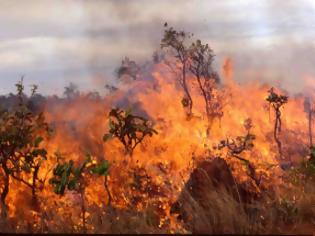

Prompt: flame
[2,58,313,233]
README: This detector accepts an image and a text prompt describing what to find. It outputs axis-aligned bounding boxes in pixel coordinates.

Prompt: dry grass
[1,162,315,234]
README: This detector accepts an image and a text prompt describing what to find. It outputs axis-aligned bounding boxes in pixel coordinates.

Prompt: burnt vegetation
[0,25,314,234]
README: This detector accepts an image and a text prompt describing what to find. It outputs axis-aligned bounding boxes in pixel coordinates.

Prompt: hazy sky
[1,0,315,95]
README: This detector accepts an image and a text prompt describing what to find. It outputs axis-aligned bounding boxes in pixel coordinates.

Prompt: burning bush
[103,108,158,156]
[49,153,110,233]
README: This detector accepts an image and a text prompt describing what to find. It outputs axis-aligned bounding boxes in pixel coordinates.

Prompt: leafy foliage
[161,24,191,61]
[116,57,140,82]
[266,88,288,159]
[266,88,288,107]
[49,154,110,233]
[309,146,315,164]
[49,155,110,195]
[161,24,223,125]
[189,39,219,84]
[0,79,49,217]
[103,108,158,155]
[90,160,110,176]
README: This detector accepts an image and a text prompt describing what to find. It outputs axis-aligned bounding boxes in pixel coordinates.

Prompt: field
[0,25,314,234]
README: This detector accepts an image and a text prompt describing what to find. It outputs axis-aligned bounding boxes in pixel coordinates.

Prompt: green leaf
[109,119,115,130]
[73,167,82,178]
[21,163,31,173]
[32,148,47,157]
[241,160,250,166]
[61,172,69,187]
[34,136,44,147]
[53,164,64,176]
[135,124,147,132]
[125,107,133,116]
[85,153,92,163]
[55,184,65,195]
[103,133,113,142]
[49,177,60,185]
[60,162,72,186]
[91,160,110,176]
[67,179,77,191]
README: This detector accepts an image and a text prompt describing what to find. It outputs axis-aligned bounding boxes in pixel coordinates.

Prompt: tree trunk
[104,175,112,206]
[31,165,40,211]
[182,63,193,117]
[309,110,313,149]
[274,113,282,159]
[80,189,87,233]
[195,74,212,135]
[1,167,9,219]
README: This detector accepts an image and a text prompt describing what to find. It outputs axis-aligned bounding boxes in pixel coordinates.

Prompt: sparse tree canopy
[189,38,222,133]
[105,84,118,94]
[189,39,220,84]
[116,57,140,82]
[161,24,222,125]
[64,82,80,99]
[103,108,158,156]
[161,24,193,117]
[266,88,288,159]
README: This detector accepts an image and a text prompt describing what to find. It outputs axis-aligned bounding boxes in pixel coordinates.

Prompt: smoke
[0,0,315,95]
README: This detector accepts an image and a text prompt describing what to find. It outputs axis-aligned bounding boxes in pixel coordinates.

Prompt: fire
[1,56,314,233]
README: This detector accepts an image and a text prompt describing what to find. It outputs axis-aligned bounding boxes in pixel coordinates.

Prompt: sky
[0,0,315,95]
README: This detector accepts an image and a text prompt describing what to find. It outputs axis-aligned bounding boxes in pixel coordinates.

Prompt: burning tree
[266,88,288,159]
[103,108,158,156]
[189,39,222,134]
[105,84,118,94]
[161,23,193,117]
[49,153,110,233]
[0,79,49,218]
[216,118,261,187]
[303,97,315,163]
[64,82,80,100]
[116,57,140,82]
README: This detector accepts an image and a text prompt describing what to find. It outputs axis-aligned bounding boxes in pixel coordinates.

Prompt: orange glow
[3,59,313,233]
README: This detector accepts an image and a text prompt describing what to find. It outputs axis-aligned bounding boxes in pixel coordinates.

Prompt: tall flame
[2,58,313,233]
